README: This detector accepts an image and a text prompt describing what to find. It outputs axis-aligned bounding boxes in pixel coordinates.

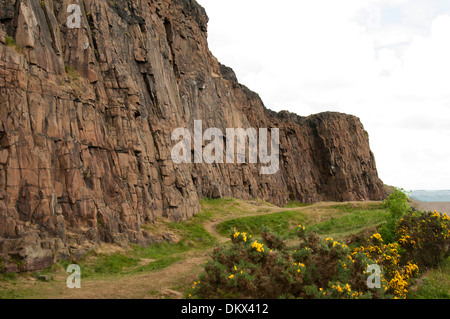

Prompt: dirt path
[1,200,381,299]
[59,253,208,299]
[4,251,208,299]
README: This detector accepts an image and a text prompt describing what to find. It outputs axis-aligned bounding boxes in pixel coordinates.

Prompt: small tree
[379,188,411,243]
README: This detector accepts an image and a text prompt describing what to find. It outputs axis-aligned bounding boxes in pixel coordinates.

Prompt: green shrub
[379,188,411,243]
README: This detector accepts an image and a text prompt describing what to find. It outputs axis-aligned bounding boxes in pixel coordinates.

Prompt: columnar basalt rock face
[0,0,384,271]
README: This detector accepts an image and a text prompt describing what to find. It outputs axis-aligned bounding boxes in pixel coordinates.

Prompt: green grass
[408,257,450,299]
[5,36,21,53]
[65,65,80,80]
[216,202,387,240]
[0,263,60,283]
[284,201,312,208]
[304,203,388,243]
[0,288,28,299]
[166,218,216,247]
[0,272,18,282]
[329,202,384,213]
[310,207,388,237]
[71,213,217,278]
[199,197,247,217]
[5,36,16,47]
[76,251,185,278]
[92,253,140,275]
[217,210,307,238]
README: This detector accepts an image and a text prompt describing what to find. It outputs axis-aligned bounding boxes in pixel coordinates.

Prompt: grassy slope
[0,198,447,299]
[408,257,450,299]
[216,202,387,242]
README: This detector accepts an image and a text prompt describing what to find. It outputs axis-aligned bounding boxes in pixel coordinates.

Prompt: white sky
[196,0,450,191]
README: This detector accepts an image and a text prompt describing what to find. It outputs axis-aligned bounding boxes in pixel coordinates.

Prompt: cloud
[197,0,450,190]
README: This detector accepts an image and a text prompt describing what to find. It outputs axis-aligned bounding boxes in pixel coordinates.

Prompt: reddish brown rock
[0,0,384,271]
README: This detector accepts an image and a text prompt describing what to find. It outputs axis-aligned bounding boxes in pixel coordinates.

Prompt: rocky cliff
[0,0,384,272]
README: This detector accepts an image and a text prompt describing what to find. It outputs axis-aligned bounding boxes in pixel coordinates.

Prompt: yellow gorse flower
[371,233,383,242]
[233,229,248,242]
[251,240,265,252]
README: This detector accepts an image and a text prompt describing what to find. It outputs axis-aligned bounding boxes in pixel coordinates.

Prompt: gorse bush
[352,233,419,298]
[397,210,450,270]
[191,207,450,299]
[191,226,393,299]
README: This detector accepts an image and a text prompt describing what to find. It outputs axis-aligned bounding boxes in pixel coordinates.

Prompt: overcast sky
[196,0,450,191]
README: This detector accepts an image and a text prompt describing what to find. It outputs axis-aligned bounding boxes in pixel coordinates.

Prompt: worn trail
[0,201,380,299]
